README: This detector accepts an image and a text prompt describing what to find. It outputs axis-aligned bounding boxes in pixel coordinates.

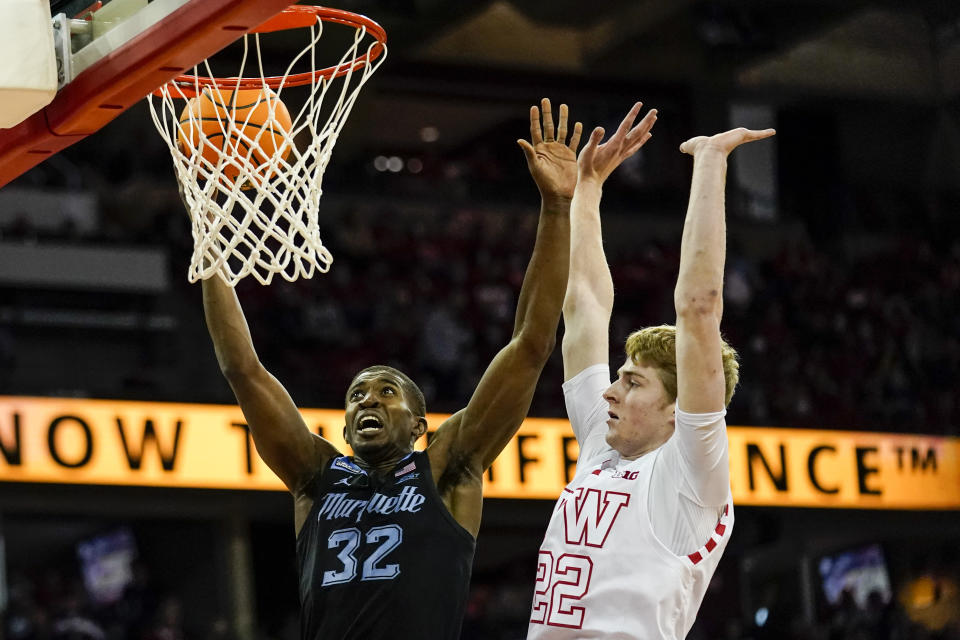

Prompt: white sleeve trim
[648,408,733,555]
[672,406,730,507]
[562,363,612,465]
[674,406,727,427]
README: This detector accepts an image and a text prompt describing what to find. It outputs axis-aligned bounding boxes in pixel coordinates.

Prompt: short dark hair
[349,365,426,417]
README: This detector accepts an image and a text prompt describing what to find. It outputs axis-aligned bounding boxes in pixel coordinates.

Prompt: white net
[148,13,387,286]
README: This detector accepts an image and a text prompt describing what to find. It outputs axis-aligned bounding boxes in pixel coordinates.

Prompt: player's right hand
[517,98,583,203]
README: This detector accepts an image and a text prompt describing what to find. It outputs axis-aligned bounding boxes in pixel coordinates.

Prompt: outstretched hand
[679,127,775,157]
[518,98,583,202]
[578,101,658,184]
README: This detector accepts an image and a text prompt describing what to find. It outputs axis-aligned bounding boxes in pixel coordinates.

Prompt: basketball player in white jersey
[527,103,775,639]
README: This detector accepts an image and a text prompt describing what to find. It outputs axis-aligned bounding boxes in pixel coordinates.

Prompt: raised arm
[432,99,580,471]
[562,102,658,380]
[200,268,338,495]
[674,128,775,413]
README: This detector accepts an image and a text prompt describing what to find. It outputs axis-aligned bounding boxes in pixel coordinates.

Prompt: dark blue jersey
[296,451,475,640]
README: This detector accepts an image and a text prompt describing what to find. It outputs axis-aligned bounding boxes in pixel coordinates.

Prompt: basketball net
[148,11,386,286]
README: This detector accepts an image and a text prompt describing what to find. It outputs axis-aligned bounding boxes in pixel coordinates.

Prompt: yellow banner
[0,396,957,509]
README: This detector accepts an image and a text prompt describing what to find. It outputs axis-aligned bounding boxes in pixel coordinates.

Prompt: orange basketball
[177,87,293,187]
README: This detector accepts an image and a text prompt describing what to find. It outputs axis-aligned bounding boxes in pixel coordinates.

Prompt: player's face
[602,358,676,459]
[343,371,424,461]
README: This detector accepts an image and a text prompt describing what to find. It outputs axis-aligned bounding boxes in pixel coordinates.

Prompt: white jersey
[527,364,734,640]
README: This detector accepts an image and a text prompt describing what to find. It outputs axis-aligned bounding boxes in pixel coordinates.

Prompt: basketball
[177,87,293,187]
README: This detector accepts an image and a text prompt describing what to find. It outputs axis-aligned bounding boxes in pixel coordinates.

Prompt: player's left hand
[577,101,657,185]
[518,98,583,202]
[679,127,775,157]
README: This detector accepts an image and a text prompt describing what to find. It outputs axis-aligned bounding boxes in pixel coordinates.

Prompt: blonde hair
[624,325,739,406]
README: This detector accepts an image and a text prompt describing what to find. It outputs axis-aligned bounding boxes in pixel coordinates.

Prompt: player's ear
[413,417,427,439]
[342,424,349,442]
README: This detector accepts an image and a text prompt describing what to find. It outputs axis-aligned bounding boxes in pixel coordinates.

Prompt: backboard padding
[0,0,292,187]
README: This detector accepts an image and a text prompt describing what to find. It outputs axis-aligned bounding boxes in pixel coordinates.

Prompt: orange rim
[159,6,387,97]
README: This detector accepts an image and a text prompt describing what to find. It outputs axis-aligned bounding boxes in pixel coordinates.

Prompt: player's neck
[618,428,673,461]
[353,450,412,475]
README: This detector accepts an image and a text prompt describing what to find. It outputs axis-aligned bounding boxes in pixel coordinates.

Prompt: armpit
[436,450,482,497]
[293,465,324,499]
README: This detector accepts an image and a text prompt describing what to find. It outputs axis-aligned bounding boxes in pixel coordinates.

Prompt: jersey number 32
[322,525,403,586]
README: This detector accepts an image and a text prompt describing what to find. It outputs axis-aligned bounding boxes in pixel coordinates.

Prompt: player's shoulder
[562,362,611,393]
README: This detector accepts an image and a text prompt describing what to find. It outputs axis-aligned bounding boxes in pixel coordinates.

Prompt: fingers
[582,126,605,154]
[529,105,542,145]
[679,127,777,156]
[541,98,555,142]
[724,127,776,152]
[528,99,586,147]
[612,101,643,141]
[625,132,652,156]
[556,104,568,144]
[568,121,584,151]
[745,128,776,141]
[626,108,658,144]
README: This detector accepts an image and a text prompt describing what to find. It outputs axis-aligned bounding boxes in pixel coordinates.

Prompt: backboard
[0,0,292,187]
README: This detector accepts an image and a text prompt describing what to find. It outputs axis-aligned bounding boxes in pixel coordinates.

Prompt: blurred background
[1,0,960,638]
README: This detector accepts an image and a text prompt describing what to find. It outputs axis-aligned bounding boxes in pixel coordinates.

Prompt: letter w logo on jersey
[562,488,630,548]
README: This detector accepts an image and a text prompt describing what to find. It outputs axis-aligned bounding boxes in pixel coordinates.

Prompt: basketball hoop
[148,6,387,286]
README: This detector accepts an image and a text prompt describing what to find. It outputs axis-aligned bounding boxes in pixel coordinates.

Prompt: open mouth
[357,415,384,433]
[607,411,619,421]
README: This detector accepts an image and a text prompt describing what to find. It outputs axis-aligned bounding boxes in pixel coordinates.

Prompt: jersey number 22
[530,551,594,628]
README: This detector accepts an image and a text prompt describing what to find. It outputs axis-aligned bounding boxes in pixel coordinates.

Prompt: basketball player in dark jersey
[197,100,583,639]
